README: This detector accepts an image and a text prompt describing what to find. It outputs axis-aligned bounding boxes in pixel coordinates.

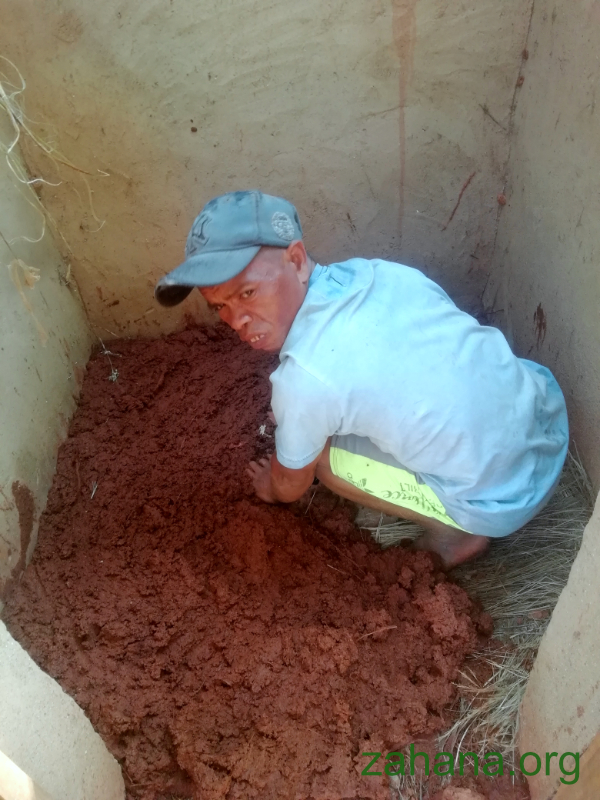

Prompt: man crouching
[155,191,568,568]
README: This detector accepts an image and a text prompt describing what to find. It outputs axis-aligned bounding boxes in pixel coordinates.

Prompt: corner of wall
[0,113,94,596]
[489,0,600,490]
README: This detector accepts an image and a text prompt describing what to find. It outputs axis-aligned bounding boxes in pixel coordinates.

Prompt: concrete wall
[0,114,94,598]
[490,0,600,490]
[493,5,600,790]
[0,622,124,800]
[519,493,600,800]
[0,0,532,338]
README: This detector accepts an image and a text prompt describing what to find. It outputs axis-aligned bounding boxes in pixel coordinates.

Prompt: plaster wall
[519,492,600,800]
[0,115,94,597]
[490,0,600,489]
[497,5,600,787]
[0,0,531,338]
[0,622,125,800]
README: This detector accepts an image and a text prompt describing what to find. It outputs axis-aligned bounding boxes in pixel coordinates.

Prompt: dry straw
[360,451,593,798]
[0,54,105,261]
[1,56,116,366]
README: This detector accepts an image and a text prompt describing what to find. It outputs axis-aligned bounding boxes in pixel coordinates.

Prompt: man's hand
[246,451,322,504]
[246,457,277,503]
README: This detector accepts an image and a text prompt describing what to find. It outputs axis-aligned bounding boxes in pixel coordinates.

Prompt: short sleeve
[270,361,342,469]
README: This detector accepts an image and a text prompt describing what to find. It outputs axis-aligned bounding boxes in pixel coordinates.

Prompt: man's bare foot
[412,528,490,569]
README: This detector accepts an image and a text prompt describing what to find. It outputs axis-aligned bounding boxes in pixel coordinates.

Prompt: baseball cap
[155,190,303,307]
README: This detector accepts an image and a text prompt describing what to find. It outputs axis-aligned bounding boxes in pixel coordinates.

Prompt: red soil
[3,326,494,800]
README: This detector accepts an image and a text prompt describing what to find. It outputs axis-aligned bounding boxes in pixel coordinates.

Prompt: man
[155,191,568,567]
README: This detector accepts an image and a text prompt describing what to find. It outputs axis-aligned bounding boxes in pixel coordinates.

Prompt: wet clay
[3,327,493,800]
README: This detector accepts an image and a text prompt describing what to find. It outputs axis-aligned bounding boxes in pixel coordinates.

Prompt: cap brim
[154,246,262,307]
[154,284,195,307]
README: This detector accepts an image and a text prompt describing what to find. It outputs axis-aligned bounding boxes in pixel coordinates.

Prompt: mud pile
[3,327,492,800]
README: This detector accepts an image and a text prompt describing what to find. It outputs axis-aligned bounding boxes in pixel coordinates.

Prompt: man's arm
[247,450,322,503]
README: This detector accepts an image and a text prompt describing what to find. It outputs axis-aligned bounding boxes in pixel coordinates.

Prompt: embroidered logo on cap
[271,212,295,242]
[186,214,209,256]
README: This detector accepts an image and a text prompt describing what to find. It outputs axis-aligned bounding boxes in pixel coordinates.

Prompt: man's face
[200,243,311,352]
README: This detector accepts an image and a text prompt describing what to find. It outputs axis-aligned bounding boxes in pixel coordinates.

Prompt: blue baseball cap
[155,190,303,306]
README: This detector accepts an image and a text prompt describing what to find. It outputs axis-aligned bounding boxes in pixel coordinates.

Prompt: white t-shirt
[270,258,568,537]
